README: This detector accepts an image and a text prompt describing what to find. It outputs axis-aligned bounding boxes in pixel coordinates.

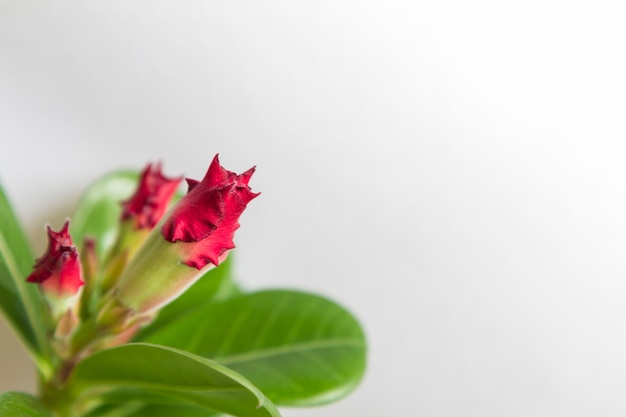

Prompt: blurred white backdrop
[2,1,626,416]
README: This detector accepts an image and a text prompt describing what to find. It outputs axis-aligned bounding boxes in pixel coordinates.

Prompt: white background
[2,1,626,416]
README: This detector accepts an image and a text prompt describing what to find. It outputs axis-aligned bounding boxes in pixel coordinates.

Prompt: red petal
[239,166,256,186]
[185,178,200,193]
[121,162,182,229]
[161,155,259,269]
[40,249,83,296]
[26,221,84,296]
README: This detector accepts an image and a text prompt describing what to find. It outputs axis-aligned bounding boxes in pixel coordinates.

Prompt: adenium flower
[106,163,182,267]
[162,154,258,268]
[26,221,84,297]
[115,155,258,313]
[121,162,181,230]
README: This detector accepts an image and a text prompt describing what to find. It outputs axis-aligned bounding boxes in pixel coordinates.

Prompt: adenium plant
[0,155,366,417]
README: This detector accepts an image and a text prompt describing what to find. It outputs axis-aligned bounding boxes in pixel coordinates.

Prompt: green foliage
[0,392,53,417]
[70,343,280,417]
[69,171,138,260]
[83,402,220,417]
[0,183,51,376]
[137,290,367,406]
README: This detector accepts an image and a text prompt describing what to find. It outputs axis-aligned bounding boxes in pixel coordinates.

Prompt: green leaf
[69,171,138,259]
[71,343,280,417]
[0,184,33,283]
[136,290,367,406]
[84,403,220,417]
[0,182,50,374]
[0,392,53,417]
[122,404,220,417]
[82,390,221,417]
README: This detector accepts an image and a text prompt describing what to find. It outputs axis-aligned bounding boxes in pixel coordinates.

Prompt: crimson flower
[26,221,84,297]
[162,154,259,269]
[121,163,181,229]
[115,155,258,313]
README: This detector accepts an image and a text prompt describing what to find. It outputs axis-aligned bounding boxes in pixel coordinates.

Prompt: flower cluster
[25,155,257,362]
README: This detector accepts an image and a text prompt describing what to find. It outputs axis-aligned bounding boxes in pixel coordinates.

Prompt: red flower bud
[121,163,181,230]
[115,155,258,313]
[26,221,84,297]
[161,154,258,269]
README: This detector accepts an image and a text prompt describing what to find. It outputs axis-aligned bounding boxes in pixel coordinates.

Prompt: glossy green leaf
[82,390,220,417]
[121,404,219,417]
[0,183,50,373]
[85,403,219,417]
[71,343,281,417]
[137,290,367,406]
[69,171,138,259]
[0,392,53,417]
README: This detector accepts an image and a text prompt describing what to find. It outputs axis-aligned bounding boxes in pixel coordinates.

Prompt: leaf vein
[213,338,364,365]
